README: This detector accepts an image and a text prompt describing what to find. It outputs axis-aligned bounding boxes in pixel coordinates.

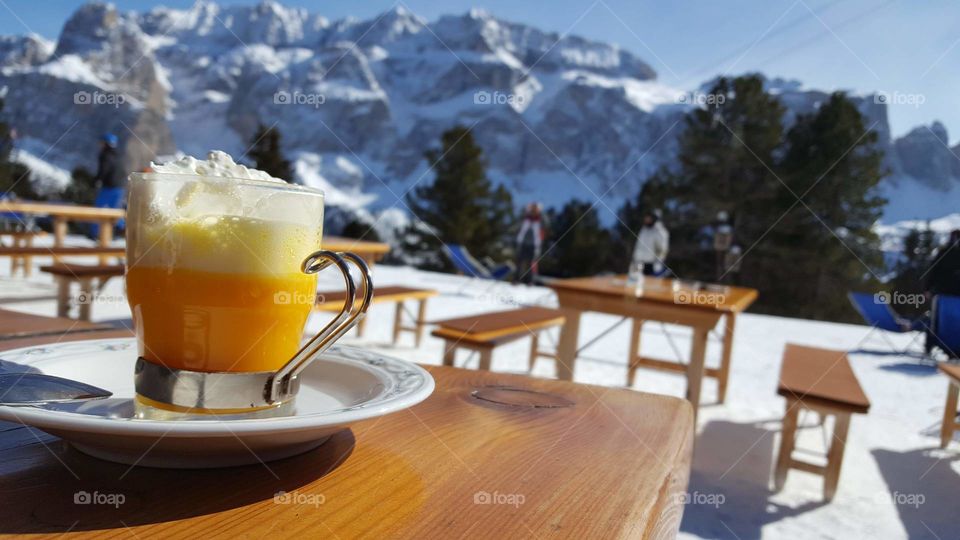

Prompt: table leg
[941,381,959,448]
[55,277,71,318]
[441,340,456,367]
[717,312,736,404]
[555,309,582,381]
[23,234,33,277]
[415,299,428,347]
[686,327,709,421]
[823,412,851,502]
[52,217,67,248]
[392,301,404,344]
[774,399,800,491]
[478,347,493,371]
[98,220,114,265]
[528,333,540,372]
[627,319,644,387]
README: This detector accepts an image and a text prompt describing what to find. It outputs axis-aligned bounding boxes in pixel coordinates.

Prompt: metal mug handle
[265,250,373,404]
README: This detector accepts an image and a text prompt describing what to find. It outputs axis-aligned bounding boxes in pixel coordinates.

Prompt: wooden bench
[773,344,871,502]
[939,363,960,448]
[0,231,47,276]
[432,307,565,372]
[316,286,437,346]
[39,263,126,321]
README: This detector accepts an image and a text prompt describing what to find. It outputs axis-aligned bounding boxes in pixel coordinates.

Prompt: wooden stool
[40,263,126,321]
[432,307,565,371]
[939,363,960,448]
[316,286,437,346]
[773,344,871,502]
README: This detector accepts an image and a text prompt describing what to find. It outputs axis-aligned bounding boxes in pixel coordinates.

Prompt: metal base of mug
[134,356,299,412]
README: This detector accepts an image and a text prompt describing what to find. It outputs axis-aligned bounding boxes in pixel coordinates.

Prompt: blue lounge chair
[443,244,513,281]
[931,295,960,360]
[848,291,925,355]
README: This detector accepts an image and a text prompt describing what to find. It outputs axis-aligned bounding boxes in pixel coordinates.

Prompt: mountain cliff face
[0,1,956,223]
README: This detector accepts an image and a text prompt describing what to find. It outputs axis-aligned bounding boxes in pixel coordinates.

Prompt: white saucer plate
[0,339,434,468]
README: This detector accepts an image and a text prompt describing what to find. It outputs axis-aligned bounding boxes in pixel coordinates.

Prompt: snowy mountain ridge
[0,1,958,227]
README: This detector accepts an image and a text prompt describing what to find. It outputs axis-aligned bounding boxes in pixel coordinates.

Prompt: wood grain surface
[0,332,694,539]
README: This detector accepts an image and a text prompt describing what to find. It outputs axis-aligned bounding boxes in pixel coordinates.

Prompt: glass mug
[125,172,372,417]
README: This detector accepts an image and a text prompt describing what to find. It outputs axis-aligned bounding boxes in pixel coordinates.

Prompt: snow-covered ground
[0,237,955,539]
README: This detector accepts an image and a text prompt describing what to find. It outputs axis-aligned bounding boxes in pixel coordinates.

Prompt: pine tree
[641,75,786,281]
[539,200,612,278]
[632,77,886,321]
[247,124,293,181]
[772,92,886,320]
[0,96,36,201]
[404,125,514,271]
[890,225,935,318]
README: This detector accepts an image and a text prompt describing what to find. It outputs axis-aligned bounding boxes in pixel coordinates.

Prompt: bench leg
[441,340,457,367]
[774,400,800,492]
[823,412,851,502]
[356,311,368,338]
[941,381,959,448]
[627,319,644,387]
[55,277,71,318]
[414,299,428,348]
[78,278,93,321]
[392,301,404,345]
[478,347,493,372]
[717,312,736,404]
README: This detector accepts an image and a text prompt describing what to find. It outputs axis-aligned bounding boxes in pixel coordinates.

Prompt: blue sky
[1,0,958,142]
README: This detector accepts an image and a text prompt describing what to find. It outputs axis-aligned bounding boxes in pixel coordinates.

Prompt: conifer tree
[539,199,612,278]
[404,125,514,271]
[771,92,886,320]
[247,124,293,181]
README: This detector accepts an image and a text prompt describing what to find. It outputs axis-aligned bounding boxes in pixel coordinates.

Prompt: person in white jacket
[631,210,669,276]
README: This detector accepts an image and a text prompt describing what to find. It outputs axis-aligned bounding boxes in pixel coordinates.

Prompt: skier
[89,133,125,238]
[631,209,669,277]
[514,202,546,285]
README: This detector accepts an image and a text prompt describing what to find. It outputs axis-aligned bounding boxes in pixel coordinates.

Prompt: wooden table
[0,308,112,340]
[323,235,391,267]
[0,331,694,538]
[548,276,758,420]
[0,201,125,264]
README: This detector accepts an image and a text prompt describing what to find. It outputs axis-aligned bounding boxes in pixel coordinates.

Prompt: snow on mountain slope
[0,1,956,226]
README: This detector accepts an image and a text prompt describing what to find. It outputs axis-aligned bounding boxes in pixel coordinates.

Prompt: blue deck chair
[931,295,960,360]
[848,292,924,355]
[443,244,513,280]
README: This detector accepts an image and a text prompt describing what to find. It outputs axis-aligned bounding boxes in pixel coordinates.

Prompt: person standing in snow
[514,202,546,285]
[89,133,125,238]
[925,229,960,297]
[631,209,669,277]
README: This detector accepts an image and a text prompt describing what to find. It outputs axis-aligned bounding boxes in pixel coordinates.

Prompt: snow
[0,234,954,539]
[9,145,72,194]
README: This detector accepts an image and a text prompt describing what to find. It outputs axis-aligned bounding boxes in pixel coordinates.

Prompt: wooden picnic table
[323,235,391,267]
[0,329,694,538]
[0,201,125,265]
[0,308,112,340]
[548,275,758,420]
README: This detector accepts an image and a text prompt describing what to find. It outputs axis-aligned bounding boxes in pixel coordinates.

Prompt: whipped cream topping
[151,150,285,183]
